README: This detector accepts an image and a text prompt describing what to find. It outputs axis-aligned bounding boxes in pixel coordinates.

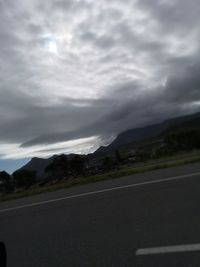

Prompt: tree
[13,170,36,189]
[115,150,122,163]
[164,129,200,152]
[45,154,70,180]
[102,156,115,171]
[0,171,14,193]
[70,155,85,176]
[45,154,86,180]
[136,151,150,162]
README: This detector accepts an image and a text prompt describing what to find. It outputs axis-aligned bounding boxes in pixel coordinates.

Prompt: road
[1,162,200,266]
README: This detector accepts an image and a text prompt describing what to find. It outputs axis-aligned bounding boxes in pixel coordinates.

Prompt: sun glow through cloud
[47,39,58,54]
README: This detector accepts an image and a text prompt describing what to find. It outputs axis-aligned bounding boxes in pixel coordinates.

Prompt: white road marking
[0,171,200,214]
[136,243,200,255]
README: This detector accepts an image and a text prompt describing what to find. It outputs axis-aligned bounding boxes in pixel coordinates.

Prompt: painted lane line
[136,243,200,255]
[0,171,200,214]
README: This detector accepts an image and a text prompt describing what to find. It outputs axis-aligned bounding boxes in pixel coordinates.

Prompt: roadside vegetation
[1,128,200,202]
[1,151,200,203]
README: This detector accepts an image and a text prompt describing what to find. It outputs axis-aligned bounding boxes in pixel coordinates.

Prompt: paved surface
[0,163,200,266]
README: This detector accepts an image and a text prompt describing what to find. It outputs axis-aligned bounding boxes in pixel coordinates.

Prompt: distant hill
[95,112,200,156]
[19,157,54,177]
[18,154,79,178]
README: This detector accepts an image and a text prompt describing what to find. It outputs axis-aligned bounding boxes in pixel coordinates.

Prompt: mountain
[18,157,55,177]
[95,111,200,156]
[17,111,200,175]
[18,154,79,178]
[162,113,200,135]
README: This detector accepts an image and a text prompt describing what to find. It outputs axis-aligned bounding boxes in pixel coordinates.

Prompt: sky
[1,0,200,173]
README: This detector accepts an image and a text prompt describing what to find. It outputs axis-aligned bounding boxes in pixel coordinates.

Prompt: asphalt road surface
[1,163,200,266]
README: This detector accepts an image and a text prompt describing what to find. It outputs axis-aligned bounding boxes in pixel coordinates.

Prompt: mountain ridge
[18,111,200,175]
[94,111,200,156]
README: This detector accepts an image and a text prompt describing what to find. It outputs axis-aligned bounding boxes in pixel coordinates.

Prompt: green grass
[1,154,200,203]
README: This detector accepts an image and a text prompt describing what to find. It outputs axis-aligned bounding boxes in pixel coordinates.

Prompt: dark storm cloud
[21,59,200,147]
[0,0,200,159]
[137,0,200,33]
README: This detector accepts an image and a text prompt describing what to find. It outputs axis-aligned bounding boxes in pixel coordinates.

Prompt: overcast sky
[1,0,200,172]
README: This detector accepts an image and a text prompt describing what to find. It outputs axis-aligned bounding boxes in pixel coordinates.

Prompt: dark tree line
[0,171,14,193]
[1,129,199,196]
[0,169,37,194]
[0,155,87,194]
[164,129,200,151]
[45,154,86,180]
[13,170,36,189]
